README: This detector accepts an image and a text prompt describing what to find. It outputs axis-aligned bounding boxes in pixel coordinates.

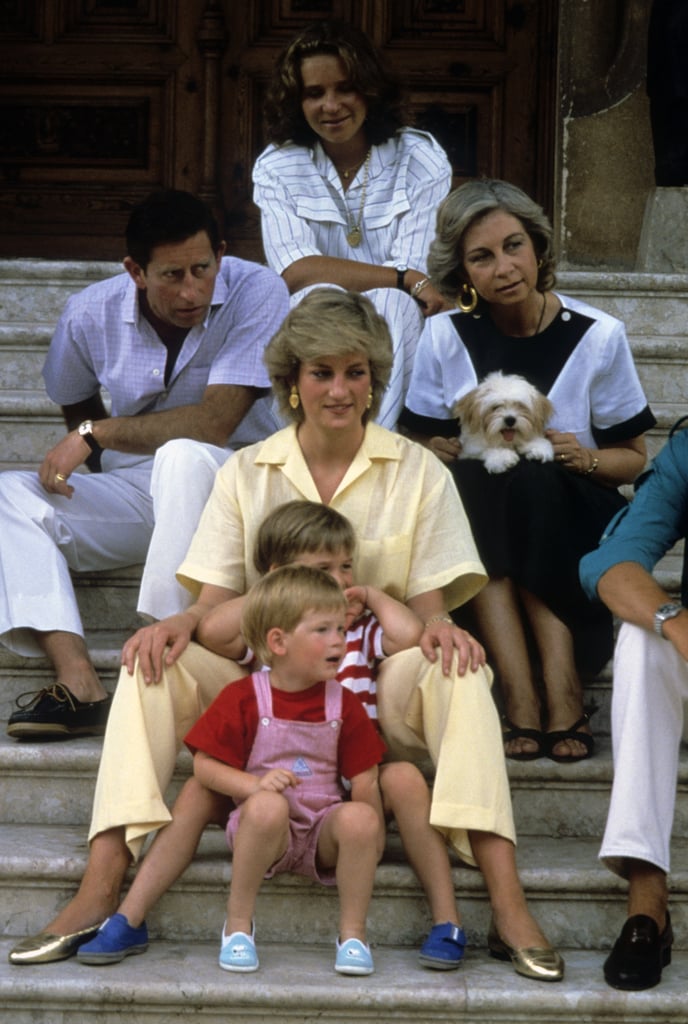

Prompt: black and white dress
[399,294,657,672]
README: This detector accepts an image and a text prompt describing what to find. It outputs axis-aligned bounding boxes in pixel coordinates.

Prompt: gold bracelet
[411,277,430,298]
[582,455,599,475]
[424,614,453,627]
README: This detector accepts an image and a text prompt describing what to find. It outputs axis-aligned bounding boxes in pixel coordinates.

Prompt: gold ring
[55,473,67,482]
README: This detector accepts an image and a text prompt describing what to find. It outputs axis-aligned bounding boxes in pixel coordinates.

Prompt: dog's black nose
[504,415,516,427]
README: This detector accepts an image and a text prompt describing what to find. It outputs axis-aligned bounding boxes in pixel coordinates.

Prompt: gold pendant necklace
[345,151,371,248]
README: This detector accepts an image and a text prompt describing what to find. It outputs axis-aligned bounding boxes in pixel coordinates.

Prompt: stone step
[1,941,686,1024]
[0,259,122,324]
[2,724,688,844]
[2,824,687,952]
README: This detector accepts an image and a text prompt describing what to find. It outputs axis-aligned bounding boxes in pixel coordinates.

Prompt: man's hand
[38,431,91,497]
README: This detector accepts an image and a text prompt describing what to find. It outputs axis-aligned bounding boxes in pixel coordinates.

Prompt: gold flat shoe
[487,920,564,982]
[8,924,102,965]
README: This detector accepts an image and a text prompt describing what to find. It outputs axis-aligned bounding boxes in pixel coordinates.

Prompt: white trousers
[600,622,688,877]
[137,439,230,620]
[292,285,424,430]
[90,644,515,865]
[0,440,229,657]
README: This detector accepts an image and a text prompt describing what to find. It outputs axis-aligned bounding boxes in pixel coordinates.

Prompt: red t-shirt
[185,674,386,782]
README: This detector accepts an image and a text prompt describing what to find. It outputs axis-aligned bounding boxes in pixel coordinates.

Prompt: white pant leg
[365,288,423,430]
[600,622,688,876]
[0,463,154,657]
[89,642,244,860]
[137,439,231,620]
[290,284,423,431]
[377,647,515,866]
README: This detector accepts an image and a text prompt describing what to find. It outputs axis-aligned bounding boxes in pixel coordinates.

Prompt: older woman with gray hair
[12,287,562,982]
[400,179,655,764]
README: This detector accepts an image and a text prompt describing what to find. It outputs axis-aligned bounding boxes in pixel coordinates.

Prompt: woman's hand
[428,436,461,463]
[121,612,198,684]
[547,430,592,474]
[419,617,486,676]
[413,281,454,317]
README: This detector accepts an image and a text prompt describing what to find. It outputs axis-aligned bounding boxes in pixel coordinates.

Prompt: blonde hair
[264,288,393,424]
[241,564,346,666]
[428,179,556,302]
[253,501,356,575]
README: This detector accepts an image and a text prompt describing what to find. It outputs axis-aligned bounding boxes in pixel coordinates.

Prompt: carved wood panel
[0,0,557,260]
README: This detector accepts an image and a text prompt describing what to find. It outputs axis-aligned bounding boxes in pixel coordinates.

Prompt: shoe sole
[7,722,108,738]
[77,944,148,965]
[418,954,463,970]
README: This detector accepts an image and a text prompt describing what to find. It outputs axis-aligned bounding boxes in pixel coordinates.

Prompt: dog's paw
[483,449,520,474]
[521,437,555,463]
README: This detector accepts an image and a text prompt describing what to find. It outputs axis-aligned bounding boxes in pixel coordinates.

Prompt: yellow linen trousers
[90,644,515,865]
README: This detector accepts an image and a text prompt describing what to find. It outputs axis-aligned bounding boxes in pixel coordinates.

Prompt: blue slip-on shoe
[419,922,466,970]
[334,937,374,976]
[219,925,259,973]
[76,914,148,965]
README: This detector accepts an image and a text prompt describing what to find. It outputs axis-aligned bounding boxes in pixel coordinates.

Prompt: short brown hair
[253,501,355,575]
[241,564,346,666]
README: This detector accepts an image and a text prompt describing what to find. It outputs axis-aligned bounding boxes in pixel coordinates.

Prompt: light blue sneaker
[76,913,148,965]
[219,925,259,972]
[334,937,374,976]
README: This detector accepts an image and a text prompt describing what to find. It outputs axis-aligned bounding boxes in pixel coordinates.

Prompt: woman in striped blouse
[253,19,454,429]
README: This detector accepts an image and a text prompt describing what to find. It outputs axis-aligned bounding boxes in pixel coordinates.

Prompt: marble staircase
[1,260,688,1021]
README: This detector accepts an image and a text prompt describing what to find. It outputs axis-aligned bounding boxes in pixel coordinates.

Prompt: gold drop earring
[457,283,479,314]
[366,388,373,410]
[289,385,300,410]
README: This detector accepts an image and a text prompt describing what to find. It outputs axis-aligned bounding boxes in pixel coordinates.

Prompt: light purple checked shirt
[43,256,289,448]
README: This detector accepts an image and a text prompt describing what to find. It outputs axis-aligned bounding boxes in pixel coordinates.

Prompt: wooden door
[0,0,557,261]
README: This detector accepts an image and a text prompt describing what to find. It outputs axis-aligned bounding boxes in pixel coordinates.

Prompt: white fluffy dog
[453,371,555,474]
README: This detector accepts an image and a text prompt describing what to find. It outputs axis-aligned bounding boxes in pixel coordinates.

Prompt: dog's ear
[453,388,482,434]
[533,392,554,432]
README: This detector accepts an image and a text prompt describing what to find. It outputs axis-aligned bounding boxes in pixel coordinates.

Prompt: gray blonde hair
[428,179,556,301]
[264,288,393,424]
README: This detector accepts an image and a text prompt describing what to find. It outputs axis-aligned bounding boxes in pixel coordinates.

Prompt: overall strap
[324,678,343,722]
[251,670,273,718]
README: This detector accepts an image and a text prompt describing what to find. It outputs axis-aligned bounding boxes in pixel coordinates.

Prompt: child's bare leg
[119,777,231,927]
[226,791,290,936]
[380,762,460,926]
[317,801,381,942]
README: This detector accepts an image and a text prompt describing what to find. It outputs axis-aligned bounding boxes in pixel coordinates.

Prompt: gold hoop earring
[457,283,478,314]
[366,389,373,410]
[288,385,300,410]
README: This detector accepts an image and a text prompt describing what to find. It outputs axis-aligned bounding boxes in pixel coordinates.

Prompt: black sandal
[545,713,595,763]
[501,717,544,761]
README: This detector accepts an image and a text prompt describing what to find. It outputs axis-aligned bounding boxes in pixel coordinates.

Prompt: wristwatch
[653,601,684,637]
[78,419,103,455]
[395,263,408,291]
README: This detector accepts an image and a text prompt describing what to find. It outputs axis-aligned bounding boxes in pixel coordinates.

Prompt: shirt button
[153,368,161,376]
[261,717,270,726]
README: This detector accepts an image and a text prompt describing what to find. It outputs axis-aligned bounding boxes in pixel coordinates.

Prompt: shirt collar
[253,422,401,499]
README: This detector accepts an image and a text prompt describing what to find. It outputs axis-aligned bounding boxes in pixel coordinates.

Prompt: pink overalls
[226,671,344,885]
